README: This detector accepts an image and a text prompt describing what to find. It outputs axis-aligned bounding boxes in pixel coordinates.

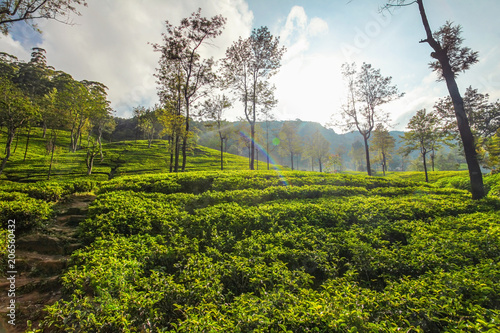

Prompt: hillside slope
[0,128,256,182]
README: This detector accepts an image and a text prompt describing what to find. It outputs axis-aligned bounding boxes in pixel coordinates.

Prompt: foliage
[153,8,226,172]
[0,191,52,232]
[0,0,88,35]
[221,26,285,170]
[370,124,396,175]
[29,170,500,332]
[383,0,485,199]
[337,62,403,176]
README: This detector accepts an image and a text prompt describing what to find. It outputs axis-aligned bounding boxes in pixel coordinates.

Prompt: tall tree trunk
[249,82,257,170]
[319,158,323,173]
[250,122,255,170]
[168,135,174,173]
[382,152,387,176]
[174,135,180,173]
[363,135,372,176]
[86,151,95,175]
[220,136,224,171]
[23,126,31,162]
[98,134,103,161]
[422,151,429,183]
[182,101,190,172]
[13,131,19,154]
[416,0,484,198]
[266,121,270,170]
[0,129,15,176]
[311,157,314,171]
[256,147,259,170]
[47,130,57,180]
[290,152,294,170]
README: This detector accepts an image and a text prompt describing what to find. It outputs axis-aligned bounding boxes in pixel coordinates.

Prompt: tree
[0,0,87,35]
[222,27,285,170]
[349,140,365,171]
[85,136,98,175]
[305,130,331,172]
[337,62,402,176]
[324,153,344,173]
[41,87,65,180]
[0,77,35,175]
[382,0,485,199]
[434,86,500,169]
[435,151,460,171]
[53,73,87,152]
[278,121,302,171]
[200,94,231,170]
[133,106,157,148]
[153,8,226,172]
[157,105,186,173]
[370,124,396,176]
[400,109,441,183]
[484,129,500,172]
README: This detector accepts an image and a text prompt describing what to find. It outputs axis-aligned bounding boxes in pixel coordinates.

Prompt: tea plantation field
[6,170,497,332]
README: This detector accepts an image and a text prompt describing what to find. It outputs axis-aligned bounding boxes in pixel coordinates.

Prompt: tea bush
[31,171,500,332]
[0,191,52,232]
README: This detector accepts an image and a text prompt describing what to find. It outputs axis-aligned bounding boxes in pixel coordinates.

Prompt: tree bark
[13,131,19,154]
[250,122,255,170]
[220,136,224,171]
[23,126,31,162]
[363,135,372,176]
[182,100,190,172]
[174,135,180,173]
[382,152,387,176]
[266,121,270,170]
[86,151,95,175]
[0,129,15,176]
[422,151,429,183]
[47,130,57,180]
[416,0,484,199]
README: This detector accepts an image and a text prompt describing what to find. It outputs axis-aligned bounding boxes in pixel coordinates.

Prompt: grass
[0,127,254,182]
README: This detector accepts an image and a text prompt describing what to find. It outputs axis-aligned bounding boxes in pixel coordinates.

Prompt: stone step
[16,234,66,255]
[56,214,87,226]
[0,275,61,295]
[14,251,68,277]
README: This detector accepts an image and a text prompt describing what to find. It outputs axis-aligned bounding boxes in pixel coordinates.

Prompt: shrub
[0,192,53,232]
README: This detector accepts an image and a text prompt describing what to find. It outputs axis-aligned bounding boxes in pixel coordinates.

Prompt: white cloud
[308,17,329,37]
[273,6,339,125]
[1,0,253,118]
[0,34,31,60]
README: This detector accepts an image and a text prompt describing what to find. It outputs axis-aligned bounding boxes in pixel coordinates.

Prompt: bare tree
[382,0,485,199]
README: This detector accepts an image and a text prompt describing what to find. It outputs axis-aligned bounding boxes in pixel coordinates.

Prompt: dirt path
[0,194,95,333]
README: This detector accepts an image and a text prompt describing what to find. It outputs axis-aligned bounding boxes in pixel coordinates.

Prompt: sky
[1,0,499,132]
